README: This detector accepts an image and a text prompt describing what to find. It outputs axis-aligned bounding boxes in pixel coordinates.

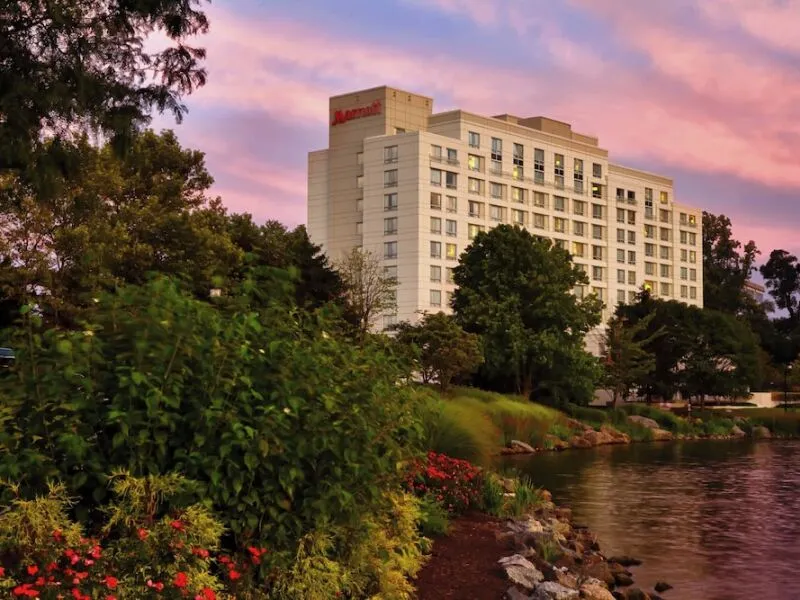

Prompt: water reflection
[505,441,800,600]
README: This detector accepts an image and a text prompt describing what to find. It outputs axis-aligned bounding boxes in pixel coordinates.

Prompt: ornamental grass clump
[404,452,484,514]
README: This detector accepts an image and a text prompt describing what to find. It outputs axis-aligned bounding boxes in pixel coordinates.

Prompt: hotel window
[491,137,503,161]
[511,186,525,203]
[679,212,687,225]
[554,217,567,233]
[680,267,688,280]
[357,175,364,188]
[628,251,636,265]
[627,230,636,244]
[430,265,442,282]
[446,195,458,213]
[629,290,637,303]
[690,268,697,281]
[617,208,625,223]
[446,243,458,260]
[660,209,670,223]
[572,242,586,258]
[384,265,398,281]
[617,269,626,284]
[573,221,586,237]
[617,249,625,263]
[356,221,362,235]
[680,230,688,244]
[468,131,480,148]
[445,171,458,189]
[628,271,636,285]
[430,289,442,307]
[356,199,363,212]
[430,241,442,258]
[430,169,442,187]
[533,192,548,208]
[593,246,604,261]
[512,209,526,226]
[660,282,671,296]
[660,264,671,278]
[616,188,625,201]
[468,223,484,239]
[574,200,586,216]
[384,169,398,187]
[430,217,442,234]
[357,152,363,165]
[645,243,655,257]
[430,145,442,159]
[468,154,483,172]
[534,148,545,184]
[660,227,670,242]
[616,228,625,243]
[384,193,398,211]
[592,163,602,178]
[430,192,442,210]
[617,289,626,304]
[554,239,567,250]
[490,182,504,199]
[592,266,603,281]
[660,191,669,204]
[645,262,655,276]
[447,148,458,164]
[554,153,565,189]
[660,246,670,260]
[592,204,603,219]
[689,250,697,262]
[533,213,547,229]
[644,188,654,219]
[394,127,405,134]
[468,201,483,218]
[384,314,398,329]
[574,285,585,299]
[554,196,566,212]
[446,219,457,236]
[688,214,697,226]
[490,204,505,222]
[384,145,398,163]
[592,224,604,240]
[645,225,655,239]
[592,184,603,199]
[574,158,584,194]
[627,190,636,203]
[468,177,484,195]
[446,267,455,283]
[680,285,688,299]
[384,241,398,259]
[627,210,636,225]
[680,249,688,262]
[690,287,697,299]
[513,165,524,180]
[513,143,524,166]
[688,232,697,245]
[384,217,398,235]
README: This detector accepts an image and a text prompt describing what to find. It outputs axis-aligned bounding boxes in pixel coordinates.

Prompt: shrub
[417,495,451,537]
[404,452,483,514]
[1,278,422,553]
[547,422,575,442]
[508,477,544,517]
[624,404,689,433]
[563,403,608,424]
[479,473,507,517]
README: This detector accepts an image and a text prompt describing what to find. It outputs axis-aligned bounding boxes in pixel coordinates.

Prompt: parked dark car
[0,347,14,369]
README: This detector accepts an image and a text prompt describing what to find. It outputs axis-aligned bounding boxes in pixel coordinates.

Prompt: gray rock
[500,554,544,590]
[609,556,643,567]
[613,572,634,587]
[653,581,672,593]
[627,415,660,429]
[623,589,651,600]
[753,425,771,439]
[507,586,533,600]
[531,581,580,600]
[511,439,536,453]
[730,425,746,437]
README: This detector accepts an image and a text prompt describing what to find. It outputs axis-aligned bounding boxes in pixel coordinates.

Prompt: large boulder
[500,554,545,590]
[569,435,594,449]
[507,586,533,600]
[511,439,536,453]
[627,415,660,429]
[531,581,580,600]
[622,589,651,600]
[730,425,746,437]
[600,425,631,444]
[580,581,616,600]
[753,425,771,439]
[650,428,674,441]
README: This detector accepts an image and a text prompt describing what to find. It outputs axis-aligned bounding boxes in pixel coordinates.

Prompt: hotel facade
[308,86,703,351]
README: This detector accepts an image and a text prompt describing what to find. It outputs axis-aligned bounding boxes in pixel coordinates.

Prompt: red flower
[12,583,40,597]
[195,588,216,600]
[104,575,118,590]
[0,566,4,577]
[170,519,185,532]
[228,569,241,581]
[26,565,38,576]
[88,545,102,559]
[191,547,210,559]
[137,528,149,540]
[174,572,188,588]
[53,529,64,543]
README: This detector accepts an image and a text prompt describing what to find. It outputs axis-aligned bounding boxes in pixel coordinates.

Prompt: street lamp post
[784,364,793,411]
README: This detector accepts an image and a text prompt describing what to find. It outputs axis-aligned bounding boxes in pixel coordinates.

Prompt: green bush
[623,404,690,433]
[547,422,575,442]
[1,277,423,554]
[563,403,608,424]
[740,408,800,437]
[417,495,451,537]
[479,473,507,517]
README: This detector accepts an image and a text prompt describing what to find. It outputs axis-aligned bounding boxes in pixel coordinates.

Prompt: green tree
[336,248,397,335]
[702,212,759,314]
[601,313,660,406]
[394,312,483,392]
[452,225,602,398]
[1,0,208,177]
[760,249,800,327]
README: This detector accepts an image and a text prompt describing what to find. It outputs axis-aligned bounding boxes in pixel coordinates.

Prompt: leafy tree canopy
[702,212,759,314]
[760,249,800,327]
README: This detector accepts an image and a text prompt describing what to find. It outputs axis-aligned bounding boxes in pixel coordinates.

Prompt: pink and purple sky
[155,0,800,263]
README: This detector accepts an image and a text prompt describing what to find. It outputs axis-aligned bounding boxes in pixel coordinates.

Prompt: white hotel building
[308,86,703,351]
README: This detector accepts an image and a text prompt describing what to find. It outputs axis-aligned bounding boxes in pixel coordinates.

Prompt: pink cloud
[697,0,800,55]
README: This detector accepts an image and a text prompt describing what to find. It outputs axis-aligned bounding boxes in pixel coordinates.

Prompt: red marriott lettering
[331,100,382,126]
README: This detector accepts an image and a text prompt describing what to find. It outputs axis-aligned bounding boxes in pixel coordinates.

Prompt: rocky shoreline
[498,489,666,600]
[500,415,775,456]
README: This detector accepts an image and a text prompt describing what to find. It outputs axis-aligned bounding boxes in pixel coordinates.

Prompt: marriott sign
[331,100,382,126]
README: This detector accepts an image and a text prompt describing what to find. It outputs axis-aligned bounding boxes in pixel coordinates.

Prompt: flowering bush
[0,474,271,599]
[404,452,483,514]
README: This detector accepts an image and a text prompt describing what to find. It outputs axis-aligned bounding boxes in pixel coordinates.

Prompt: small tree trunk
[521,372,533,400]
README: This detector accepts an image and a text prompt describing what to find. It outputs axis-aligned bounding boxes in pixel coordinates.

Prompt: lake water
[505,440,800,600]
